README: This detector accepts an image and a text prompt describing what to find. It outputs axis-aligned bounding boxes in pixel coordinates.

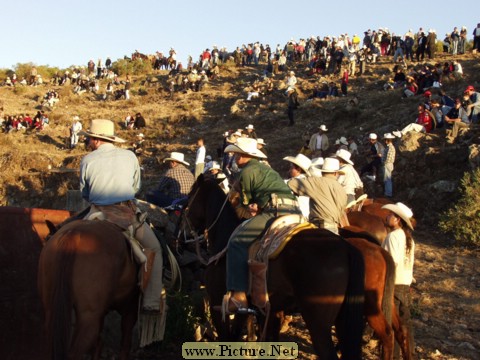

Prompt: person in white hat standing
[382,133,396,197]
[70,116,82,149]
[308,125,330,158]
[335,149,363,204]
[381,202,416,359]
[79,119,163,312]
[287,157,347,234]
[361,133,385,181]
[223,138,301,313]
[146,152,195,207]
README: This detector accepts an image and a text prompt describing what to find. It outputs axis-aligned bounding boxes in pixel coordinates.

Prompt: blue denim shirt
[80,143,140,205]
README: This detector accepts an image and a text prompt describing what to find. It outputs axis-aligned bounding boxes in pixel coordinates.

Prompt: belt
[268,197,299,208]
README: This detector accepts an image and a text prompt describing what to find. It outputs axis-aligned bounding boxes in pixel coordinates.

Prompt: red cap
[466,85,475,92]
[424,91,432,97]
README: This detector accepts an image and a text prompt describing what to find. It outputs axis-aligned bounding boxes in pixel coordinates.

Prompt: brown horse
[184,176,366,359]
[339,227,410,360]
[347,211,388,244]
[38,219,138,360]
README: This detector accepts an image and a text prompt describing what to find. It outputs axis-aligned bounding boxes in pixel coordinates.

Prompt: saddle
[247,214,315,309]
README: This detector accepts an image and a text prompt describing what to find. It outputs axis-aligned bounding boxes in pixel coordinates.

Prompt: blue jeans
[384,163,394,197]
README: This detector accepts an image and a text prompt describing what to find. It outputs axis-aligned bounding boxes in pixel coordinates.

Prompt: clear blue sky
[1,0,476,69]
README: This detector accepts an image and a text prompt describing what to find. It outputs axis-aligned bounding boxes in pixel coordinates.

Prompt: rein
[183,185,231,266]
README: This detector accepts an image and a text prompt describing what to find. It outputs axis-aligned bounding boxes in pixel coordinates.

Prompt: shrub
[439,168,480,247]
[111,59,152,76]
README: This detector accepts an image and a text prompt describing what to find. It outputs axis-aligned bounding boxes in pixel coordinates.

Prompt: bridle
[181,185,231,266]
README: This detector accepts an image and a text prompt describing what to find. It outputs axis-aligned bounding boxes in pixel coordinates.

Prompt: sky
[0,0,477,70]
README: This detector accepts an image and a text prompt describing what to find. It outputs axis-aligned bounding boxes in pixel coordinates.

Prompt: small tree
[439,168,480,247]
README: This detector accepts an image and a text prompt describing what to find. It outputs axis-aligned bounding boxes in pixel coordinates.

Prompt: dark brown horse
[184,176,366,359]
[38,219,138,360]
[339,227,411,360]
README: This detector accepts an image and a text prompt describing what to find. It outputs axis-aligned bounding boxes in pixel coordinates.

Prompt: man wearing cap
[308,125,330,158]
[224,138,300,312]
[465,85,480,123]
[361,133,384,181]
[382,202,416,359]
[70,116,82,149]
[79,119,163,312]
[335,149,363,203]
[283,154,312,218]
[382,133,396,198]
[288,158,347,234]
[146,152,195,207]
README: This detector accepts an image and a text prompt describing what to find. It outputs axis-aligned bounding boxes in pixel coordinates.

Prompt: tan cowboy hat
[382,202,414,230]
[283,154,312,175]
[224,137,267,159]
[163,152,189,166]
[310,157,324,167]
[79,119,125,143]
[383,133,395,140]
[320,158,345,174]
[335,149,354,165]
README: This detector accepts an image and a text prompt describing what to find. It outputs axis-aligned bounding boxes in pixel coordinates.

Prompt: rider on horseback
[223,138,301,313]
[79,119,163,312]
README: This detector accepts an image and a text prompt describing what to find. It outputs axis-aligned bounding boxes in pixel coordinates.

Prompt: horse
[38,219,139,360]
[339,227,411,360]
[184,176,366,359]
[347,211,388,244]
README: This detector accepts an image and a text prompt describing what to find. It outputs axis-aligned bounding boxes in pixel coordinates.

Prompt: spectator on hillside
[286,87,300,126]
[382,133,396,198]
[308,125,329,158]
[70,116,82,149]
[194,137,206,178]
[403,76,418,98]
[443,33,451,53]
[450,27,460,55]
[103,82,114,101]
[134,113,146,129]
[244,124,257,139]
[124,75,131,100]
[416,32,426,61]
[459,26,467,54]
[285,71,297,91]
[395,104,434,137]
[452,60,463,79]
[425,29,437,59]
[464,85,480,123]
[445,98,470,143]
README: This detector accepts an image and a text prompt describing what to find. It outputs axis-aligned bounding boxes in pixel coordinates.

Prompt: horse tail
[337,242,365,360]
[51,231,76,359]
[381,248,396,327]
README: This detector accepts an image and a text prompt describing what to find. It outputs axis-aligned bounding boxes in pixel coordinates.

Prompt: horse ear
[197,173,205,185]
[45,220,58,240]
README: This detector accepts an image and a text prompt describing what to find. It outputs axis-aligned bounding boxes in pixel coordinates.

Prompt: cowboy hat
[311,157,324,167]
[163,152,189,166]
[256,138,266,146]
[79,119,126,143]
[320,158,344,174]
[283,154,312,175]
[246,124,255,130]
[318,124,328,132]
[335,149,354,165]
[72,115,80,121]
[382,202,414,230]
[209,161,221,171]
[369,133,377,140]
[137,133,145,137]
[384,133,395,140]
[224,137,267,159]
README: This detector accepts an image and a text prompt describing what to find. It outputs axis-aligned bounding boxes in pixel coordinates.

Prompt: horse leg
[119,301,138,360]
[366,312,394,360]
[69,310,103,360]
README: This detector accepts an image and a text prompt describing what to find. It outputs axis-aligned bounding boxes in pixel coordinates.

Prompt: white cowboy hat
[338,136,348,145]
[246,124,255,130]
[72,115,80,121]
[256,138,266,146]
[209,161,221,171]
[137,133,145,137]
[224,137,267,159]
[283,154,312,175]
[382,202,414,230]
[369,133,377,140]
[320,157,345,174]
[319,125,328,132]
[79,119,125,143]
[163,152,189,166]
[335,149,354,165]
[384,133,395,140]
[311,157,324,167]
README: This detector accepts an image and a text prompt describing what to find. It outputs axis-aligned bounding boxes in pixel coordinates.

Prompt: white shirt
[337,164,363,196]
[382,228,415,285]
[71,121,82,134]
[285,174,310,219]
[195,145,206,165]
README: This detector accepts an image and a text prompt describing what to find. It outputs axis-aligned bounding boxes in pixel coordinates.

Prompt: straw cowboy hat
[382,202,414,230]
[256,138,266,146]
[320,158,344,174]
[72,115,80,121]
[283,154,312,175]
[311,157,324,167]
[335,149,354,165]
[319,124,328,132]
[79,119,125,143]
[224,137,267,159]
[163,152,189,166]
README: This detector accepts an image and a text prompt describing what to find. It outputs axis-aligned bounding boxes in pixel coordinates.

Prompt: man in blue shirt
[80,119,163,312]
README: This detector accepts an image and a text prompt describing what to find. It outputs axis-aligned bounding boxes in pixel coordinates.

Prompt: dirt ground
[1,53,479,359]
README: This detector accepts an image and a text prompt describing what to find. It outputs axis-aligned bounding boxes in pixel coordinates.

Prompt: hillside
[1,53,480,359]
